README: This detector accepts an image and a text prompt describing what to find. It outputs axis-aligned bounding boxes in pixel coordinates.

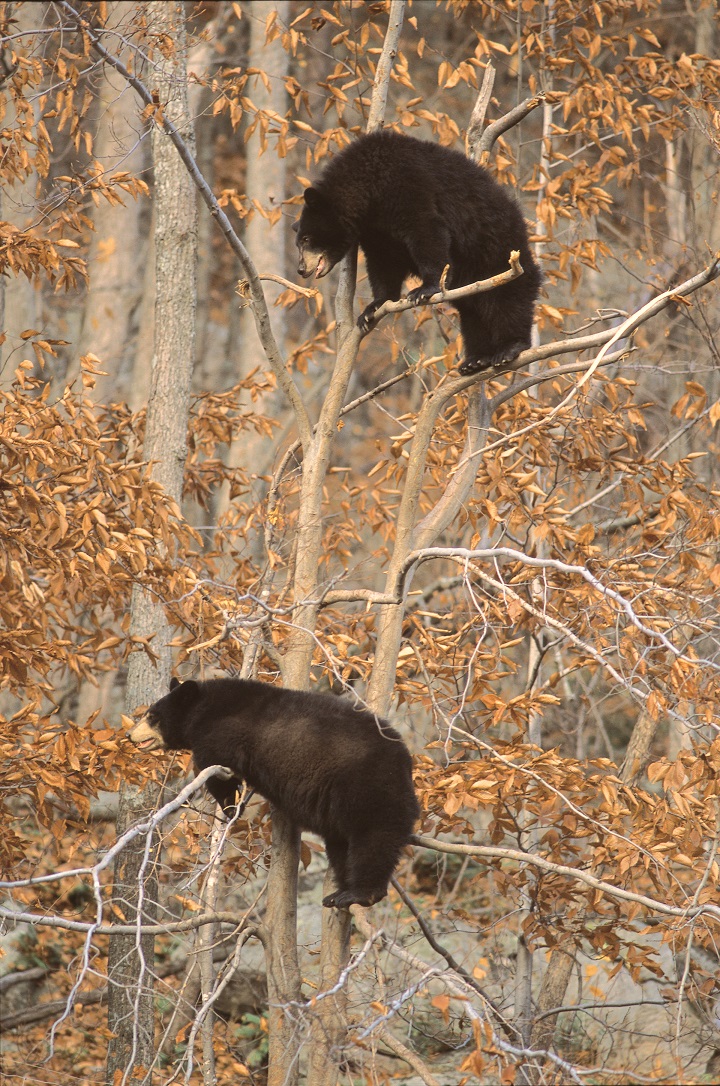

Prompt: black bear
[293,129,541,374]
[128,677,419,910]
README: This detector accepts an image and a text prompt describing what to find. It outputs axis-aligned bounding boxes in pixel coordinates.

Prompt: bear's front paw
[406,283,441,307]
[458,356,491,376]
[322,890,358,910]
[357,302,381,333]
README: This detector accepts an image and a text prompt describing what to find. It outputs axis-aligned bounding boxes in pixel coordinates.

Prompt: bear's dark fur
[293,130,542,374]
[129,677,419,910]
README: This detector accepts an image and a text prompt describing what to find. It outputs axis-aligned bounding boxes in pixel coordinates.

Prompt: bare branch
[390,875,519,1042]
[373,1023,441,1086]
[478,93,547,159]
[465,63,496,159]
[412,835,720,923]
[0,766,234,892]
[350,903,585,1085]
[0,905,253,936]
[363,250,524,333]
[391,545,717,668]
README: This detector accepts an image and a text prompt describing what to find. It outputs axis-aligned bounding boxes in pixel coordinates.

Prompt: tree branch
[350,902,585,1085]
[412,835,720,923]
[390,875,519,1042]
[465,63,496,159]
[478,94,547,159]
[373,1023,441,1086]
[363,250,524,333]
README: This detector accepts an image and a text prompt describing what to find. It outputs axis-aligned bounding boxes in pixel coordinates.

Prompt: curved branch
[412,835,720,924]
[478,93,547,159]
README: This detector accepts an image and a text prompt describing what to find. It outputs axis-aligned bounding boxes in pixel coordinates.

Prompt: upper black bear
[128,677,419,910]
[293,129,542,374]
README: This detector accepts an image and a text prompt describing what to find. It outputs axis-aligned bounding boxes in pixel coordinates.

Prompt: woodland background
[2,1,720,1084]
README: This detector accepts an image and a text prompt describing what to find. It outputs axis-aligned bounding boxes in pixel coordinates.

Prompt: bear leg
[358,246,408,333]
[456,296,532,375]
[322,837,351,908]
[323,831,402,909]
[205,773,240,818]
[391,213,450,309]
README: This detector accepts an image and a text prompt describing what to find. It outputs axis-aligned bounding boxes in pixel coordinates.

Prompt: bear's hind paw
[459,340,530,376]
[322,888,386,910]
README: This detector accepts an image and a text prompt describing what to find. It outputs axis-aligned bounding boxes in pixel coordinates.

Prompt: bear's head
[293,187,352,280]
[128,678,201,753]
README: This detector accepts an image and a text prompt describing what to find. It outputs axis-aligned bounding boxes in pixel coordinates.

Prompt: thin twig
[390,875,519,1041]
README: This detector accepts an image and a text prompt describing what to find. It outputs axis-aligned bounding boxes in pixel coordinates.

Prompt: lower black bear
[293,129,541,374]
[129,677,419,910]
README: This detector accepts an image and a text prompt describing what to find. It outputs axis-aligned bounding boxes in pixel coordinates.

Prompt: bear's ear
[291,220,300,234]
[169,678,201,704]
[303,186,323,209]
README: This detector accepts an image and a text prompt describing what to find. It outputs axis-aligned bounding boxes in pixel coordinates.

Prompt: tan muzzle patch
[128,714,165,752]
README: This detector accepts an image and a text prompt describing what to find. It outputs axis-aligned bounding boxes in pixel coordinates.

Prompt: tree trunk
[72,1,149,402]
[105,4,197,1082]
[216,0,289,523]
[306,870,352,1086]
[529,948,575,1081]
[0,0,40,390]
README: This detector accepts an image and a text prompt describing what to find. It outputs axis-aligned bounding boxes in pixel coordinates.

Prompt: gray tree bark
[73,1,149,402]
[105,4,197,1082]
[216,0,289,522]
[0,0,40,390]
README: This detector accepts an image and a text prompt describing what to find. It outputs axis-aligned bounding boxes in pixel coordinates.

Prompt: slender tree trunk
[306,871,352,1086]
[105,4,197,1082]
[263,810,303,1086]
[0,0,39,390]
[530,948,575,1064]
[71,0,148,402]
[216,0,289,523]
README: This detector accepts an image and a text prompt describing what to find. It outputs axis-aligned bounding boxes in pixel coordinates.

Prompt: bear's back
[316,130,528,244]
[197,677,402,747]
[193,678,415,835]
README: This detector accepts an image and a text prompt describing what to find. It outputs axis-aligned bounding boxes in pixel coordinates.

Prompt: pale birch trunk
[105,4,197,1082]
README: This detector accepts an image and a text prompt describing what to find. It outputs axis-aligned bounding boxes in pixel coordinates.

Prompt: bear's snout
[128,714,165,752]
